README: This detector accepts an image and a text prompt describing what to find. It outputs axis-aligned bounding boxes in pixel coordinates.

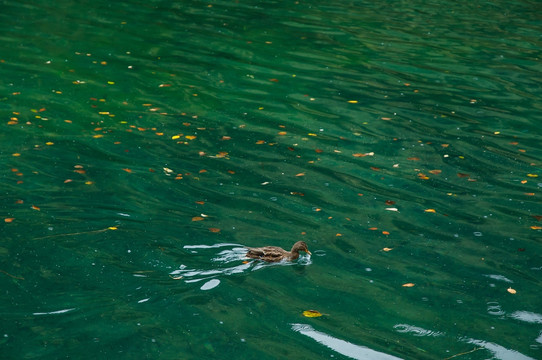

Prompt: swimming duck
[245,241,311,262]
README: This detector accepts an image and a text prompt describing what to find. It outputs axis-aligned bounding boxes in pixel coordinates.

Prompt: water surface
[1,0,542,359]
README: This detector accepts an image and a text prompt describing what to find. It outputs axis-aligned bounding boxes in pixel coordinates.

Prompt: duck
[245,241,311,262]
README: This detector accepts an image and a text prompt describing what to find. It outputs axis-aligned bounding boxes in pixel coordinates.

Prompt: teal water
[1,0,542,359]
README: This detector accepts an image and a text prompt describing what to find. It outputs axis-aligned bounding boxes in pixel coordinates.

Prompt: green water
[1,0,542,359]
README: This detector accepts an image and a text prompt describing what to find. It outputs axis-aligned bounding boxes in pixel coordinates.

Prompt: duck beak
[306,250,312,255]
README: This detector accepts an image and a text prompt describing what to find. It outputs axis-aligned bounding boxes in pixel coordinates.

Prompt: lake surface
[1,0,541,359]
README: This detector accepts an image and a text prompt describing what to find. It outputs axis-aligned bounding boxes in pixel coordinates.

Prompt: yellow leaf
[383,247,393,252]
[425,209,436,213]
[303,310,323,318]
[527,174,538,178]
[347,100,358,104]
[507,287,517,294]
[108,227,118,230]
[185,135,197,140]
[402,283,415,287]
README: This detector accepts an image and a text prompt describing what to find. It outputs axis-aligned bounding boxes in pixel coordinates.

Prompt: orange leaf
[122,168,132,173]
[195,201,205,205]
[255,140,265,144]
[507,287,517,294]
[382,247,393,252]
[352,153,366,157]
[209,228,221,233]
[185,135,197,140]
[278,131,287,136]
[382,231,390,235]
[457,173,470,178]
[31,205,40,211]
[530,226,542,230]
[402,283,415,287]
[407,157,420,161]
[4,218,15,223]
[369,227,378,231]
[192,216,205,222]
[429,169,442,175]
[295,173,305,177]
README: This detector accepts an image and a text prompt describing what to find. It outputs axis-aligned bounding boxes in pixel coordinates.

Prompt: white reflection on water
[393,324,444,337]
[169,243,312,288]
[509,311,542,324]
[483,274,514,283]
[32,308,76,316]
[291,323,403,360]
[464,338,535,360]
[394,322,536,359]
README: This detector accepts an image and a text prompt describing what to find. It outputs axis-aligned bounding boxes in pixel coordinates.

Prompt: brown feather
[245,241,311,262]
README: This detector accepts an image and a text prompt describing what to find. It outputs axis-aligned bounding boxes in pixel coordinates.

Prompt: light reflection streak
[291,323,403,360]
[33,308,76,316]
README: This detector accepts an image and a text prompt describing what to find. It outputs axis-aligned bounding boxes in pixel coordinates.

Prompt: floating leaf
[527,174,538,178]
[31,205,40,211]
[192,216,205,222]
[122,168,132,173]
[303,310,323,318]
[385,200,396,205]
[402,283,415,287]
[407,157,420,161]
[382,247,393,252]
[532,215,542,221]
[425,209,436,213]
[429,170,442,175]
[530,226,542,230]
[185,135,197,140]
[209,228,221,233]
[4,218,15,223]
[457,173,470,178]
[507,287,517,294]
[295,173,305,177]
[108,227,118,230]
[418,173,429,180]
[382,231,390,235]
